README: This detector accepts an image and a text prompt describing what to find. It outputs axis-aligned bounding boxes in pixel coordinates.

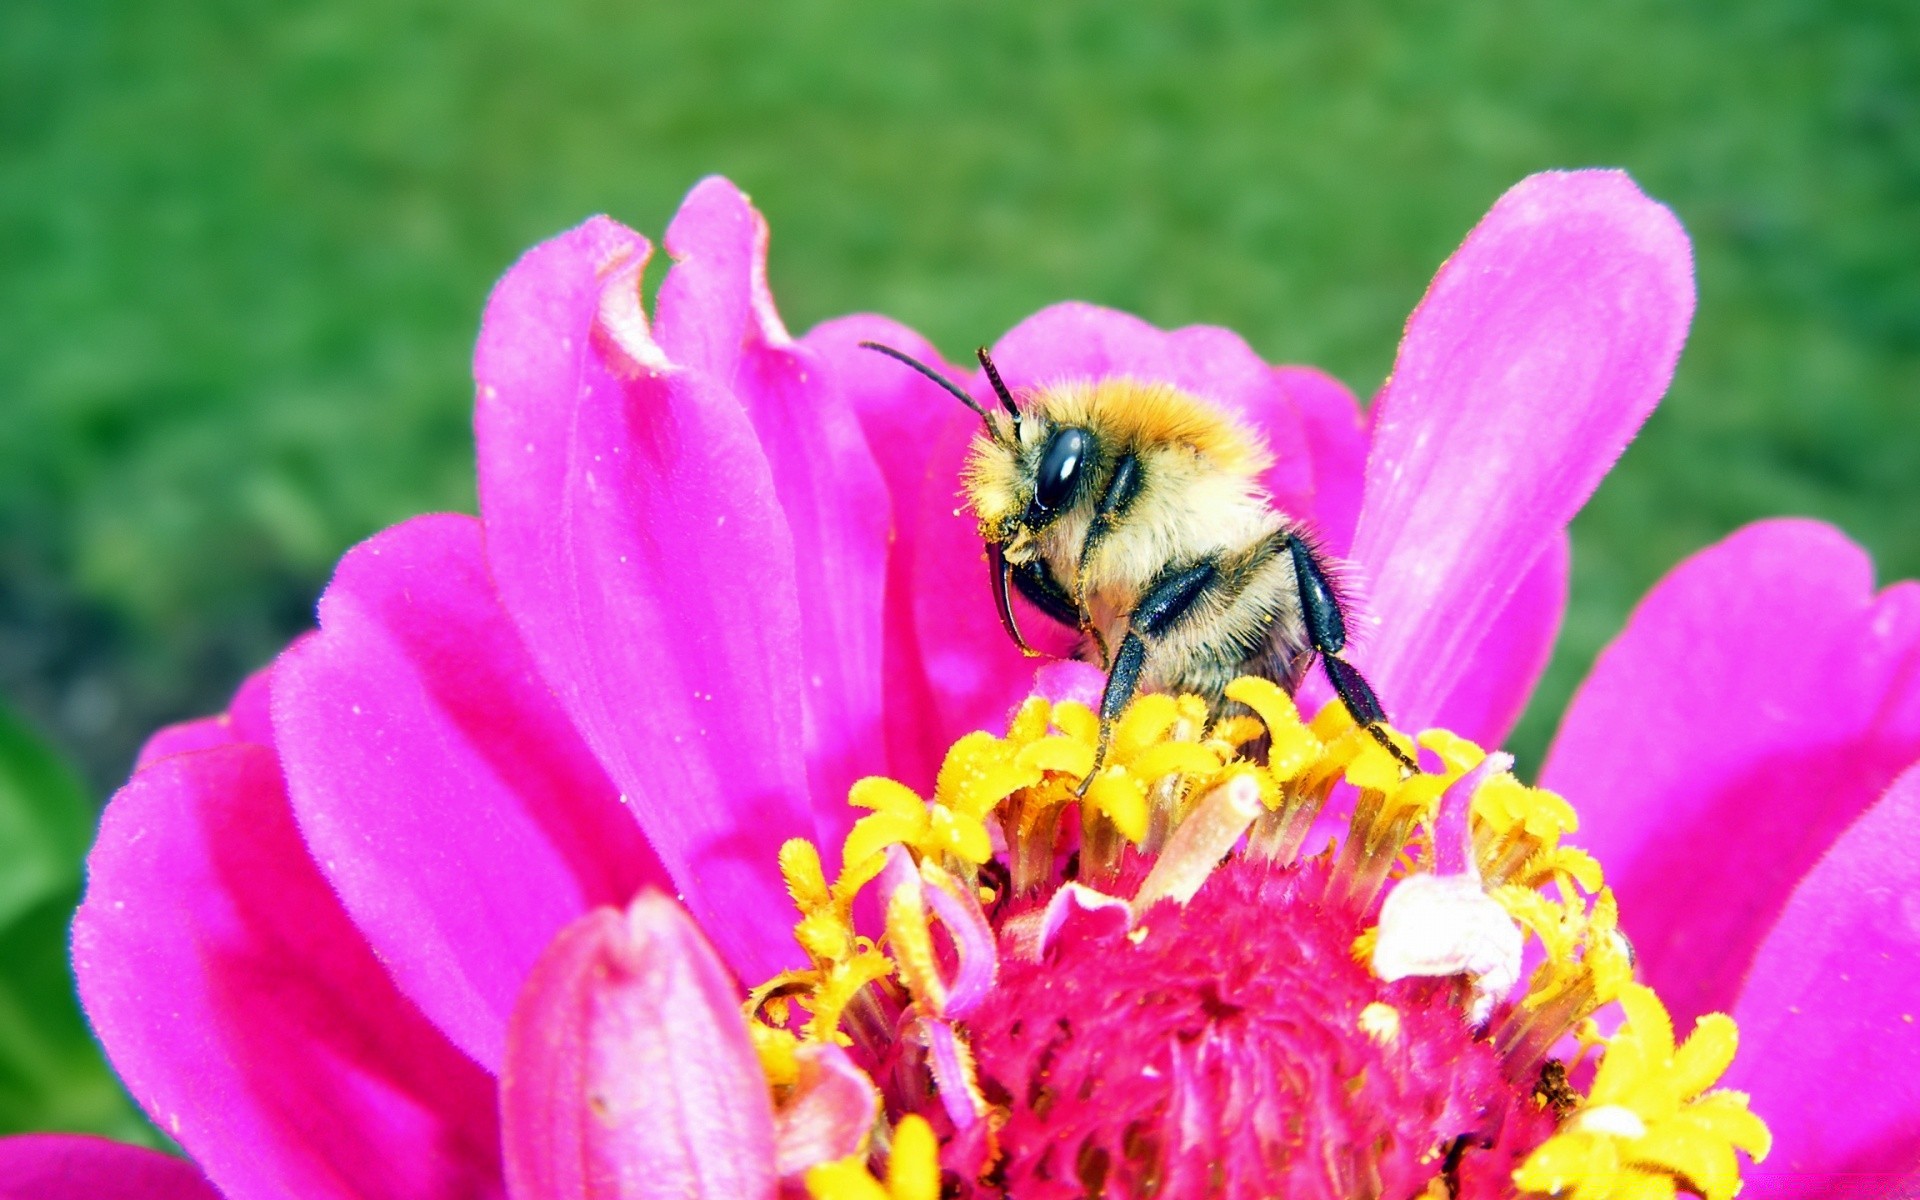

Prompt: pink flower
[9,172,1915,1198]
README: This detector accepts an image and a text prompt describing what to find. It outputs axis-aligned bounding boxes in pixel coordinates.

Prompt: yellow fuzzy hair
[1037,379,1272,474]
[963,378,1273,532]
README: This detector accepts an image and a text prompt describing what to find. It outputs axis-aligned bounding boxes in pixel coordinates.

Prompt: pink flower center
[774,685,1770,1200]
[955,854,1548,1199]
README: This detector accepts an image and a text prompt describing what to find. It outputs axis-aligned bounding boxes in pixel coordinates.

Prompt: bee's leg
[1288,537,1419,774]
[1077,631,1148,794]
[1078,561,1217,794]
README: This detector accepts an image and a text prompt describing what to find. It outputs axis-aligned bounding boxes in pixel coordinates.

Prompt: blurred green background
[3,0,1916,1139]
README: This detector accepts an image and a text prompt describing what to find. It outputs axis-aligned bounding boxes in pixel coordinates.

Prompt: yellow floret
[1514,984,1770,1200]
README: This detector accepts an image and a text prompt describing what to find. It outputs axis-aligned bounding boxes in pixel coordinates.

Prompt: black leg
[1078,560,1219,794]
[1076,452,1144,578]
[1289,535,1418,774]
[1079,631,1148,795]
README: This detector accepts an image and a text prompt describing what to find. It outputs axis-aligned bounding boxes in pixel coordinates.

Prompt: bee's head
[965,411,1100,564]
[858,340,1084,552]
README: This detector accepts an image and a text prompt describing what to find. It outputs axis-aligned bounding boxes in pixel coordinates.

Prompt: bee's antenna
[858,342,995,428]
[975,347,1021,420]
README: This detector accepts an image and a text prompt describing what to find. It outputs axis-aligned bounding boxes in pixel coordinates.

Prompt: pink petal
[1542,519,1920,1026]
[501,892,777,1200]
[1296,529,1568,748]
[474,217,810,983]
[1350,170,1694,734]
[274,513,670,1072]
[1426,530,1569,747]
[1277,365,1368,557]
[804,314,958,791]
[0,1135,221,1200]
[73,746,503,1200]
[773,1043,880,1181]
[656,180,892,849]
[1732,763,1920,1198]
[135,659,279,768]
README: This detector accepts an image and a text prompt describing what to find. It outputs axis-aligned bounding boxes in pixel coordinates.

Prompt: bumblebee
[863,342,1415,776]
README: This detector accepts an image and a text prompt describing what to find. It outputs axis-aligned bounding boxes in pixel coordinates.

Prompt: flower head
[13,171,1920,1200]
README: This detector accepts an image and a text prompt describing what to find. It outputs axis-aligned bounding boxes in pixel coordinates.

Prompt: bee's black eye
[1034,428,1092,512]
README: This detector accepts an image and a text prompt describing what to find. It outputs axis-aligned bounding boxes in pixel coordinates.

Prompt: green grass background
[2,0,1916,1138]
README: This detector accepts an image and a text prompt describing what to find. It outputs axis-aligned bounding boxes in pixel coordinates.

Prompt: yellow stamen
[885,877,944,1014]
[805,1114,942,1200]
[1514,984,1770,1200]
[757,679,1769,1200]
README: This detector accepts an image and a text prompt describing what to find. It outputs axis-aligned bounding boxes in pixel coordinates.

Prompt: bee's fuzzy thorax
[1033,378,1273,474]
[960,377,1273,538]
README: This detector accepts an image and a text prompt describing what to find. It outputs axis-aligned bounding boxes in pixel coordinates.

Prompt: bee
[862,342,1417,777]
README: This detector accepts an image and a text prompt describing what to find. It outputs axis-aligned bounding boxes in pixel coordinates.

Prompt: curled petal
[1035,881,1133,960]
[918,868,998,1017]
[0,1134,222,1200]
[1544,519,1920,1024]
[73,746,503,1200]
[1352,169,1694,734]
[659,180,892,851]
[501,893,777,1200]
[275,513,669,1071]
[474,216,810,982]
[773,1043,880,1181]
[923,1019,985,1131]
[1730,763,1920,1198]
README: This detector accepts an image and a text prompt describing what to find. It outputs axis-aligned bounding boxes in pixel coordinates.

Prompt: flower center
[767,678,1771,1200]
[965,853,1544,1199]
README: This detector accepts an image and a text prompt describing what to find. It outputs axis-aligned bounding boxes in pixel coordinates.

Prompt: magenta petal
[1277,366,1368,556]
[0,1134,221,1200]
[1732,763,1920,1198]
[656,180,892,847]
[1350,170,1694,733]
[805,314,958,791]
[773,1043,880,1181]
[653,175,785,380]
[274,513,670,1072]
[74,746,503,1200]
[501,893,777,1200]
[1542,519,1920,1026]
[135,715,240,768]
[1425,531,1569,748]
[474,217,810,982]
